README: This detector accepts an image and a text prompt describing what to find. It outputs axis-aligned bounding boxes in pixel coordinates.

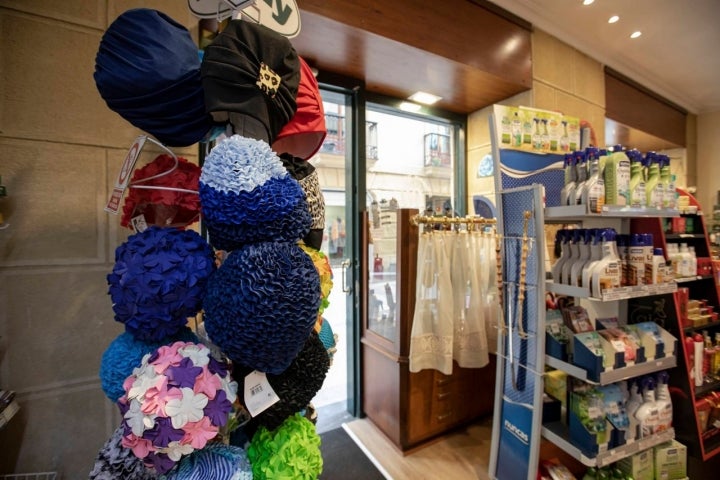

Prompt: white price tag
[105,136,147,214]
[244,370,280,417]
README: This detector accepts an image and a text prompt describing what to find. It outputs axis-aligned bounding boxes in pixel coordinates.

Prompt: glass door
[310,84,365,430]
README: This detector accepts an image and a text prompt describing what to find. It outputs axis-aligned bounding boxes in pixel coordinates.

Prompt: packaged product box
[617,448,653,480]
[654,439,687,480]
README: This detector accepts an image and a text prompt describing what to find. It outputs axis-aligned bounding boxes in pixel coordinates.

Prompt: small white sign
[244,370,280,417]
[105,136,147,214]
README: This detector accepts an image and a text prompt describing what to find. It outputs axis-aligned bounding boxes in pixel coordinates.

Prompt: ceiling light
[608,15,619,24]
[408,91,442,105]
[630,31,642,39]
[582,0,594,5]
[399,101,422,113]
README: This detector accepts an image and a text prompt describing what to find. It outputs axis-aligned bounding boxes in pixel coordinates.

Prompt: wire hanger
[127,136,198,195]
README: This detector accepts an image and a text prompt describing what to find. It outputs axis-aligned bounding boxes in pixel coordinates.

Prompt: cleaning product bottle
[642,234,655,285]
[551,229,570,284]
[571,150,587,205]
[625,379,643,442]
[532,117,542,150]
[627,234,645,286]
[627,148,647,208]
[667,174,678,210]
[660,154,674,209]
[541,118,550,150]
[635,376,660,438]
[655,371,673,432]
[560,153,577,206]
[560,120,570,152]
[562,229,583,285]
[604,146,631,206]
[511,111,522,147]
[617,234,629,286]
[571,229,593,287]
[583,147,605,213]
[591,228,621,297]
[645,152,663,209]
[582,229,603,289]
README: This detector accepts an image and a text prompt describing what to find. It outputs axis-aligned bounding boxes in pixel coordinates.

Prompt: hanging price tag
[105,136,147,214]
[244,370,280,417]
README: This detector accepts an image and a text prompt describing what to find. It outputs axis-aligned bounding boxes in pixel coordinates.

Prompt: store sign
[188,0,301,38]
[239,0,301,38]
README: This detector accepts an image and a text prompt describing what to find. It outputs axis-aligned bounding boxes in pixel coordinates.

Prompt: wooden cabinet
[360,208,496,451]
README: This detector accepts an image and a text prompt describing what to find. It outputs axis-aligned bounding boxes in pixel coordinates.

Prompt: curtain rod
[410,215,497,226]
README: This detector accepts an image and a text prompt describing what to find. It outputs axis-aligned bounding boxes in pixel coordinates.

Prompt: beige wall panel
[467,104,494,149]
[0,269,120,392]
[532,80,557,112]
[686,114,698,194]
[532,29,574,93]
[697,111,720,212]
[0,12,138,147]
[0,1,106,29]
[0,139,108,266]
[467,144,495,198]
[0,387,115,478]
[572,51,604,107]
[108,0,199,28]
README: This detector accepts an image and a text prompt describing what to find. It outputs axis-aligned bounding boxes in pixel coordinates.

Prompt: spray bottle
[655,371,673,432]
[591,229,621,297]
[628,149,647,208]
[560,153,577,206]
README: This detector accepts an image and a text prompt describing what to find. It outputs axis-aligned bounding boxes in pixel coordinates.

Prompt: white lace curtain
[408,228,499,374]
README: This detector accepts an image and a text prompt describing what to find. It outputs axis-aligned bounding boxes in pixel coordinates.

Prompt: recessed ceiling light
[399,101,422,113]
[608,15,619,24]
[408,91,442,105]
[582,0,594,5]
[630,31,642,39]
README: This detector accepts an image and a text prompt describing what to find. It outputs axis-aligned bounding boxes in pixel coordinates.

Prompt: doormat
[320,425,387,479]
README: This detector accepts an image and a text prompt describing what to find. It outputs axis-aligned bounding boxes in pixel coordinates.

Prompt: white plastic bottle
[551,229,570,283]
[582,229,603,289]
[570,151,588,205]
[560,154,577,206]
[655,371,673,432]
[625,379,643,442]
[635,376,660,438]
[679,243,692,278]
[627,234,645,286]
[562,229,582,285]
[571,229,592,287]
[651,248,667,284]
[591,229,621,297]
[688,245,698,276]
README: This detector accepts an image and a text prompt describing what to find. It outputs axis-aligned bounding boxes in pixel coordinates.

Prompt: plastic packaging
[694,333,704,387]
[635,376,659,438]
[645,152,663,208]
[560,153,577,206]
[591,229,621,297]
[604,146,630,206]
[655,371,673,432]
[651,248,667,284]
[628,149,646,208]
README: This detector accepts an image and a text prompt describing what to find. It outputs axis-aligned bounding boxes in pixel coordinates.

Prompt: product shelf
[675,274,714,283]
[695,378,720,397]
[541,423,675,468]
[545,354,677,385]
[666,233,707,240]
[546,281,677,301]
[544,205,680,222]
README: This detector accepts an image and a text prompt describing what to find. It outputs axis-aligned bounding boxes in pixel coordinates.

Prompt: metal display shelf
[545,354,677,385]
[544,205,680,221]
[541,423,675,468]
[546,281,677,301]
[675,274,714,283]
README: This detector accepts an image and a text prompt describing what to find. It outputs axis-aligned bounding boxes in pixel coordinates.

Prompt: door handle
[341,259,352,293]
